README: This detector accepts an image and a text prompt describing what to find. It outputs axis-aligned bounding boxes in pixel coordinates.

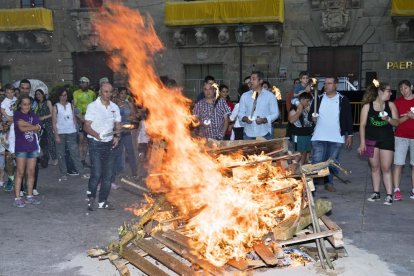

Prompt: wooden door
[72,51,113,90]
[308,46,361,87]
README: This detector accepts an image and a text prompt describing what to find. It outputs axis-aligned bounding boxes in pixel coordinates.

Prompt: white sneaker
[32,189,40,196]
[19,191,24,197]
[0,182,4,187]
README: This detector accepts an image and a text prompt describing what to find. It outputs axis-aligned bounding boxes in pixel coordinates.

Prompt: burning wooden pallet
[88,138,346,274]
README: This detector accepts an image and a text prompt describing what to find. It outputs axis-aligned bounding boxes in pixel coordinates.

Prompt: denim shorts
[394,137,414,166]
[15,150,40,159]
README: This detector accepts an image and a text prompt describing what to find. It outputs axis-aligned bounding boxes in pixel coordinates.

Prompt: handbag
[362,139,376,158]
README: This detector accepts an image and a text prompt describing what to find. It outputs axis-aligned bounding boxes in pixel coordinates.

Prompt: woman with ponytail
[358,82,399,205]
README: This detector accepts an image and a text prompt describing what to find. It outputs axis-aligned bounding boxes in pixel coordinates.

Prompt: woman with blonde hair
[358,82,399,205]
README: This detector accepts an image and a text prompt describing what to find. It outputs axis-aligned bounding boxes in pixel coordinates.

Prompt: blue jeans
[116,133,137,176]
[56,133,83,175]
[243,132,274,140]
[87,138,115,203]
[311,141,343,186]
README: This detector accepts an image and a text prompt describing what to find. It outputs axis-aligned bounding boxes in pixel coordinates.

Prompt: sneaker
[0,182,4,187]
[68,172,79,176]
[393,190,402,201]
[367,192,380,202]
[111,183,120,190]
[81,174,90,179]
[98,201,115,210]
[324,185,336,192]
[14,197,25,208]
[32,189,40,196]
[384,195,393,205]
[24,196,41,205]
[4,179,13,192]
[60,175,68,181]
[410,191,414,200]
[87,197,95,211]
[19,191,25,197]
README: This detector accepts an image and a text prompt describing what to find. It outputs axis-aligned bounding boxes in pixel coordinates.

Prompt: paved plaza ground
[0,136,413,275]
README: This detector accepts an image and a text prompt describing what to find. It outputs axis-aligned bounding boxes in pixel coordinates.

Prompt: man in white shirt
[239,71,279,139]
[83,82,121,210]
[310,76,353,192]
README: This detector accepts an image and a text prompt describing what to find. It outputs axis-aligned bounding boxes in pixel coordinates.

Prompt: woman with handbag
[358,82,399,205]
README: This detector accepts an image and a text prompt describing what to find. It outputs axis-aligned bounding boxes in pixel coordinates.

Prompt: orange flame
[93,4,302,266]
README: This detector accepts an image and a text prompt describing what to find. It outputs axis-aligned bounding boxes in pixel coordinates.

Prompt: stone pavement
[0,136,413,275]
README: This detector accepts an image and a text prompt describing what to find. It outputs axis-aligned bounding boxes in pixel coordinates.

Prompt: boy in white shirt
[1,84,17,124]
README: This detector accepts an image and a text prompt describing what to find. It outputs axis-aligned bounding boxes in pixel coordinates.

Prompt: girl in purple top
[13,95,42,208]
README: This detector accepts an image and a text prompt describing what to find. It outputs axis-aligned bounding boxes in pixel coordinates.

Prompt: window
[21,0,44,8]
[184,64,223,99]
[80,0,103,8]
[0,66,11,88]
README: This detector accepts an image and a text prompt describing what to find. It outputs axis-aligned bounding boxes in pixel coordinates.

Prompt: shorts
[394,136,414,165]
[375,139,394,151]
[293,135,312,152]
[15,150,40,159]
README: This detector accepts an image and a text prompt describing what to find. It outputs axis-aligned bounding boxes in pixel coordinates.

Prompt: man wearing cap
[83,82,121,210]
[73,77,96,167]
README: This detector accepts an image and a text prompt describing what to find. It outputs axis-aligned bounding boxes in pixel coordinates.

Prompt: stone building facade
[0,0,412,99]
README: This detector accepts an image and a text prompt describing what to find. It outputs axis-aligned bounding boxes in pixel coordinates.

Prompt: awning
[0,8,54,32]
[165,0,284,26]
[391,0,414,16]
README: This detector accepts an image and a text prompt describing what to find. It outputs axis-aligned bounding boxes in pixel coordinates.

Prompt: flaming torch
[272,85,282,101]
[373,79,387,118]
[100,123,137,139]
[311,78,319,118]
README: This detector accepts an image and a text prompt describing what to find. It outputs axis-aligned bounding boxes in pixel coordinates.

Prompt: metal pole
[239,43,243,87]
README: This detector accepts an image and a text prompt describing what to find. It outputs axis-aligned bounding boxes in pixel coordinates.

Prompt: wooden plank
[135,239,195,276]
[252,242,277,265]
[121,247,169,276]
[110,257,130,276]
[320,215,344,248]
[163,229,192,247]
[277,230,336,247]
[227,258,248,271]
[152,231,226,276]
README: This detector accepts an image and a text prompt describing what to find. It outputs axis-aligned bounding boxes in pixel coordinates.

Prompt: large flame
[93,4,302,266]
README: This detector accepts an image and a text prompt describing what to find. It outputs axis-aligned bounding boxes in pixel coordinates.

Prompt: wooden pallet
[102,217,344,276]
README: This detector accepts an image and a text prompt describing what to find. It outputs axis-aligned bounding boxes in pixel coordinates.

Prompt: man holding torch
[239,71,279,140]
[308,76,353,192]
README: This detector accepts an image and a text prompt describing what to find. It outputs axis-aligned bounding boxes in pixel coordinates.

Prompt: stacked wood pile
[88,138,346,275]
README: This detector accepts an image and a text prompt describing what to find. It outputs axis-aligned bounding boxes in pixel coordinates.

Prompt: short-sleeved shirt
[73,89,96,115]
[395,97,414,139]
[84,97,121,142]
[1,97,17,117]
[13,111,40,152]
[193,98,231,140]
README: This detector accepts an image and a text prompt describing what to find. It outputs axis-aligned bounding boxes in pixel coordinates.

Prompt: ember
[92,3,302,267]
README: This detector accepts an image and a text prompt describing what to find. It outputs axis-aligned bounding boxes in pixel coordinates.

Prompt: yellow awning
[391,0,414,16]
[0,8,53,32]
[165,0,284,26]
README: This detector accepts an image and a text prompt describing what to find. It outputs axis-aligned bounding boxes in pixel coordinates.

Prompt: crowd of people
[0,77,149,209]
[1,71,413,209]
[192,71,414,204]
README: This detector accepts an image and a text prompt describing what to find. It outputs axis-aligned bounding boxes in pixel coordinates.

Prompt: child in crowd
[288,92,314,165]
[291,71,312,107]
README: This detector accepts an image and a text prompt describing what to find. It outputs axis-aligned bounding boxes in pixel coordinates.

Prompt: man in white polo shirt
[83,82,121,210]
[309,76,353,192]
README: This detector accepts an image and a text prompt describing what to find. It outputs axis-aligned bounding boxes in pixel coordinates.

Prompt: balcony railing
[0,8,53,32]
[165,0,284,26]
